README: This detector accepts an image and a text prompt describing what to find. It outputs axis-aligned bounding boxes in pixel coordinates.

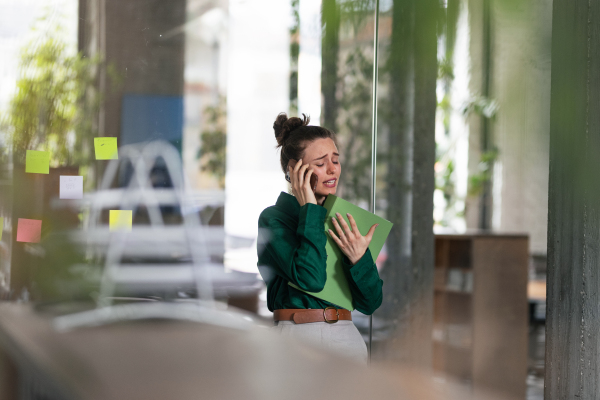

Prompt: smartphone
[286,162,318,192]
[309,173,318,192]
[301,164,318,192]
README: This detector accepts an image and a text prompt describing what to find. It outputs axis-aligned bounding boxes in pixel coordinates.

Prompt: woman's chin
[317,187,337,196]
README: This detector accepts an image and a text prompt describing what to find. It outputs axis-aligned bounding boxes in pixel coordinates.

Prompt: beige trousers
[272,320,368,364]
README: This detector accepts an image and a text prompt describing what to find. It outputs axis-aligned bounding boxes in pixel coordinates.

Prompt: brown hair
[273,112,337,173]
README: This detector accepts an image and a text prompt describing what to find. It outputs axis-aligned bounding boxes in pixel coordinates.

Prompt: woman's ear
[287,159,297,170]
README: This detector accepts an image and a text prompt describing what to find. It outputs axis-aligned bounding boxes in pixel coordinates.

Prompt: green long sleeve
[257,192,383,315]
[259,202,328,292]
[342,249,383,315]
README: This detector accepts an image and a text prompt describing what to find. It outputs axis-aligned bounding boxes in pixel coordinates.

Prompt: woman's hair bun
[273,112,310,147]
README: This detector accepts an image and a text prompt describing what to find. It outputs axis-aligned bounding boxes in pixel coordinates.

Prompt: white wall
[491,0,552,254]
[225,0,291,271]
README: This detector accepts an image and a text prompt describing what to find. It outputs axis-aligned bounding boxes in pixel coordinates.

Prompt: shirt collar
[275,191,301,216]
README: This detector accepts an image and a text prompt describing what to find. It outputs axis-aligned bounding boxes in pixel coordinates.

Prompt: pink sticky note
[16,218,42,243]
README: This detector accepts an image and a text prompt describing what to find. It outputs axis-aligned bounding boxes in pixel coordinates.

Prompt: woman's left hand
[328,213,378,265]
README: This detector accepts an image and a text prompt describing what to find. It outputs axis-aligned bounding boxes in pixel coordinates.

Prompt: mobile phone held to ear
[286,161,317,191]
[310,173,318,192]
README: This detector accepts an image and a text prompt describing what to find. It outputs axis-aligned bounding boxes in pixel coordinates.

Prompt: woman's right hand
[289,159,317,207]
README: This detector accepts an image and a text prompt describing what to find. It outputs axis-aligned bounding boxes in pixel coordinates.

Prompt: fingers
[328,228,344,248]
[293,158,303,173]
[290,159,306,189]
[335,213,353,237]
[304,168,314,190]
[298,164,309,187]
[365,223,379,243]
[347,213,359,237]
[331,217,349,247]
[290,159,300,189]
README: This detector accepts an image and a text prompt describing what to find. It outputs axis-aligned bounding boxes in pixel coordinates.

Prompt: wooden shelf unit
[433,234,529,400]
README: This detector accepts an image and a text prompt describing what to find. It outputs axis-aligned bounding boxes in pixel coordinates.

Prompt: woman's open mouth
[323,178,337,188]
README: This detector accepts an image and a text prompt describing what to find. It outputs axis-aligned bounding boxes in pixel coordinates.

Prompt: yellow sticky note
[109,210,132,231]
[25,150,50,174]
[0,217,3,241]
[94,137,118,160]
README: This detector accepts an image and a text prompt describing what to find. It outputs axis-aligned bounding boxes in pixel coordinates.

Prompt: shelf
[433,234,528,398]
[434,266,472,272]
[435,288,472,295]
[433,337,473,351]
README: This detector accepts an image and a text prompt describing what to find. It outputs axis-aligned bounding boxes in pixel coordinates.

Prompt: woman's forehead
[304,138,338,158]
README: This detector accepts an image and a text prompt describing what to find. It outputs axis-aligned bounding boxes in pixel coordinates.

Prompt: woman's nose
[327,162,338,174]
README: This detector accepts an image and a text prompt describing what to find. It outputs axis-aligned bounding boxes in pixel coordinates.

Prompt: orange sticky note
[16,218,42,243]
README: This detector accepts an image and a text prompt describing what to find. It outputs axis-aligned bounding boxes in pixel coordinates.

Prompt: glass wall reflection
[0,1,543,398]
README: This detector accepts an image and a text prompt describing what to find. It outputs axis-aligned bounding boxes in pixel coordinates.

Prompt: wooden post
[546,0,600,398]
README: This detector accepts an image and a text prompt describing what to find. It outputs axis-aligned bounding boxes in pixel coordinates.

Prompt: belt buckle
[323,307,339,324]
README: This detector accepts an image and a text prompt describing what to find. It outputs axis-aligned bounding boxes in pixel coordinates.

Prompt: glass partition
[0,1,543,399]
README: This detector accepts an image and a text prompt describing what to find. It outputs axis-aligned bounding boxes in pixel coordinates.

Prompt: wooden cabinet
[433,234,529,399]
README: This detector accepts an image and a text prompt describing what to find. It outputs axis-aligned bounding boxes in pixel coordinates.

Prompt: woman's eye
[317,164,324,167]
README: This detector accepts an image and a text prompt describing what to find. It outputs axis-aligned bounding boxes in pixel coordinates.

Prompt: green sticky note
[109,210,132,231]
[94,137,118,160]
[289,195,393,311]
[0,217,3,241]
[25,150,50,174]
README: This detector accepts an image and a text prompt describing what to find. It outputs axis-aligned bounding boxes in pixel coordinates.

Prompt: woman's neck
[315,194,327,206]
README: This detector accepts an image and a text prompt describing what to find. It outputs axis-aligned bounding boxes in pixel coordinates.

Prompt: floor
[527,321,545,400]
[258,287,547,400]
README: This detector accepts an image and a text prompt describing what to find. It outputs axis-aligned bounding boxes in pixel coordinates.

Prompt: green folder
[289,195,393,310]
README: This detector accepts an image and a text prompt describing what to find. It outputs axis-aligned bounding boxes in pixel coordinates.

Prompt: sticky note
[25,150,50,174]
[0,217,3,241]
[109,210,132,231]
[16,218,42,243]
[60,176,83,199]
[94,137,118,160]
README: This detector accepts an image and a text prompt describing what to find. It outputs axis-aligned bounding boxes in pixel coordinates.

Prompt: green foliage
[438,93,452,133]
[462,96,499,118]
[197,96,227,188]
[468,147,499,196]
[34,231,100,303]
[436,159,455,201]
[337,47,374,203]
[438,56,454,82]
[333,2,379,204]
[289,0,300,116]
[434,0,463,226]
[339,0,376,34]
[1,15,103,167]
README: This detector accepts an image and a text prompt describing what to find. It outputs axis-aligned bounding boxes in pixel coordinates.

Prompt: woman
[257,113,383,364]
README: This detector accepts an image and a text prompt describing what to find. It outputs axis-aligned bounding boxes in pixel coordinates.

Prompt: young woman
[257,113,383,364]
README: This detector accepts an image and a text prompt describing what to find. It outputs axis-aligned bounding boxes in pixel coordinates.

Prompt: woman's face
[298,137,341,197]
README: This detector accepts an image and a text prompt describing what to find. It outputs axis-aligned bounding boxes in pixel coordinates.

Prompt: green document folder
[289,195,393,310]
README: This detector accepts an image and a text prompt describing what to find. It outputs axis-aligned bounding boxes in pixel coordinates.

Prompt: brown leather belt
[273,307,352,324]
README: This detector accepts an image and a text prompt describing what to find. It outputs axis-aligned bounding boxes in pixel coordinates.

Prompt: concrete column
[373,0,437,367]
[546,0,600,398]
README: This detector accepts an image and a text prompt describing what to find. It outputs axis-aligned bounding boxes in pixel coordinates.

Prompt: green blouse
[257,192,383,315]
